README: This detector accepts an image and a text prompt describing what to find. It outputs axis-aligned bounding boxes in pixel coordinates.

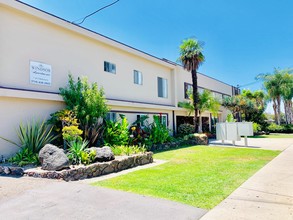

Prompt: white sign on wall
[30,61,52,86]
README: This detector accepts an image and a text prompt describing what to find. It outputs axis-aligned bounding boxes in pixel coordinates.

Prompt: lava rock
[90,146,115,162]
[39,144,69,171]
[10,167,24,176]
[3,166,10,174]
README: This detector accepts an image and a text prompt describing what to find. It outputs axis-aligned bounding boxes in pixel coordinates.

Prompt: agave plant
[0,119,57,154]
[67,140,90,165]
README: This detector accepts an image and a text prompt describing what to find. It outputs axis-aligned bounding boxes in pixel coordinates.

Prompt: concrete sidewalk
[201,143,293,220]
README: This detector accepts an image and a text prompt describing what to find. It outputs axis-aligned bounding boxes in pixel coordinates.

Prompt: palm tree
[178,38,205,132]
[280,69,293,124]
[257,68,292,125]
[178,89,220,133]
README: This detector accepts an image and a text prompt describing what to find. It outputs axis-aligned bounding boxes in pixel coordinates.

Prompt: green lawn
[93,146,279,209]
[250,134,293,138]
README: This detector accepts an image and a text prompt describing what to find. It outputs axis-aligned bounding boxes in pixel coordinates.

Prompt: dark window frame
[104,61,116,74]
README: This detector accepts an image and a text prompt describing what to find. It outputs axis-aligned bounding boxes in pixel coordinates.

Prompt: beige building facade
[0,0,238,157]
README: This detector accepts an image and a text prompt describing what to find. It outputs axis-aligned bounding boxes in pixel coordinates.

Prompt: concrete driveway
[0,176,207,220]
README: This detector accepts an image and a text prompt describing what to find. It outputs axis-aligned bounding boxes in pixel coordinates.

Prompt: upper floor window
[213,92,223,102]
[158,77,168,98]
[104,61,116,74]
[134,70,143,85]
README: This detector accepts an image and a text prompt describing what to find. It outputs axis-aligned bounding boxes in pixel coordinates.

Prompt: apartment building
[0,0,238,157]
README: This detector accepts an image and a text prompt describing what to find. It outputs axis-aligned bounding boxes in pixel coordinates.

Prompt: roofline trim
[10,0,175,68]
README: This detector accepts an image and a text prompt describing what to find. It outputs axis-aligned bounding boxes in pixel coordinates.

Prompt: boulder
[89,146,115,162]
[39,144,69,171]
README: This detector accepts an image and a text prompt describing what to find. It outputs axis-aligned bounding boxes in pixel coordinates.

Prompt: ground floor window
[160,115,167,127]
[106,112,117,121]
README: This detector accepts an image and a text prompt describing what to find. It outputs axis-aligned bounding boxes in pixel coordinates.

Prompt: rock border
[24,152,153,181]
[0,166,24,176]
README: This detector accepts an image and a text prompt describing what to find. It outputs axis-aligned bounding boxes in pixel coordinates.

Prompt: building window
[184,83,193,99]
[137,114,148,127]
[134,70,143,85]
[222,94,230,100]
[106,112,117,121]
[160,115,168,127]
[198,87,204,94]
[104,61,116,74]
[158,77,168,98]
[212,92,223,102]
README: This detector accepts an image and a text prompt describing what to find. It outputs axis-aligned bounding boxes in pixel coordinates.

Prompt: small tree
[222,91,267,126]
[178,89,220,133]
[60,74,109,145]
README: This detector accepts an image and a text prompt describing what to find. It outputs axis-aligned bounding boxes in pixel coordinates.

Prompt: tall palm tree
[178,38,205,132]
[280,69,293,124]
[256,68,289,125]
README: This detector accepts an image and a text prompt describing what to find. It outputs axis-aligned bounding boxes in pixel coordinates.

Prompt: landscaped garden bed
[0,152,153,181]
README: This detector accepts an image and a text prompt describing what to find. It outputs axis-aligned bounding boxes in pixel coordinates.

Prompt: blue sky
[20,0,292,94]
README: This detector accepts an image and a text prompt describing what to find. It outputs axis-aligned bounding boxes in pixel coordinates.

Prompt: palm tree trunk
[288,100,293,125]
[272,99,278,124]
[284,100,289,124]
[277,96,281,125]
[191,69,199,133]
[284,100,293,124]
[198,112,202,133]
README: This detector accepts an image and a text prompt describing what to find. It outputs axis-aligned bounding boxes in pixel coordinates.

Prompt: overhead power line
[237,81,260,88]
[72,0,120,25]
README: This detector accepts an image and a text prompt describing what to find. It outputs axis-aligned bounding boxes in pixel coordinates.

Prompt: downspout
[172,110,176,136]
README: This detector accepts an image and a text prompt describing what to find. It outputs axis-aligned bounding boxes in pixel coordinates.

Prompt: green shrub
[104,114,129,146]
[47,109,81,146]
[266,123,293,133]
[62,125,83,143]
[267,123,284,133]
[178,123,195,136]
[149,115,171,145]
[8,148,39,166]
[253,123,262,134]
[283,124,293,133]
[111,145,146,156]
[226,113,236,122]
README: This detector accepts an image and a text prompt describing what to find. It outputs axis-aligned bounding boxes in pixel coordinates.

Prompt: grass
[93,146,279,209]
[250,133,293,138]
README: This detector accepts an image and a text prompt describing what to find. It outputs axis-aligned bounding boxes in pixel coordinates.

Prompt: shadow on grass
[152,144,202,155]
